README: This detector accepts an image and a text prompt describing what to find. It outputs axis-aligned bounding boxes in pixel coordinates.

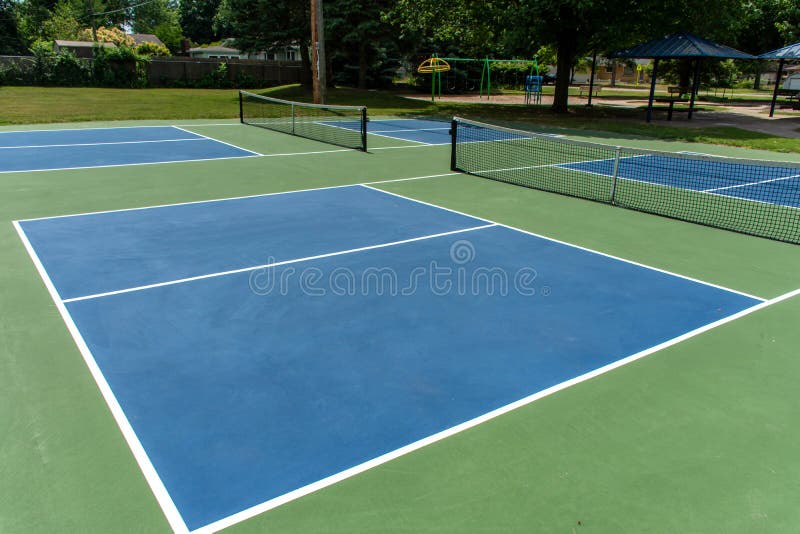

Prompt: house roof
[759,42,800,60]
[54,40,115,48]
[130,33,165,48]
[611,32,755,59]
[188,45,240,54]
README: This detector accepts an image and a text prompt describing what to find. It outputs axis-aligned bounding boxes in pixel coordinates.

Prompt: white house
[188,40,300,61]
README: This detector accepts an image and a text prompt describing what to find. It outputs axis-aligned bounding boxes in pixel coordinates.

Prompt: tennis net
[450,117,800,244]
[240,91,367,151]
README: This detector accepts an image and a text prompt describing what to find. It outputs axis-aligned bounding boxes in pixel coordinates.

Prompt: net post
[238,91,244,123]
[610,146,621,204]
[361,107,368,151]
[291,103,295,135]
[450,119,458,171]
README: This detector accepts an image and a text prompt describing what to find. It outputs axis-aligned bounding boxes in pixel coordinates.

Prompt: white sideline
[12,221,191,534]
[196,286,800,534]
[0,138,204,150]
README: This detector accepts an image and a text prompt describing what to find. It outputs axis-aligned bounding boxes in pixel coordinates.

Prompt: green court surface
[2,118,800,533]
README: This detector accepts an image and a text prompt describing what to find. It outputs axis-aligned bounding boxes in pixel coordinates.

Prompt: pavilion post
[769,58,785,118]
[688,58,701,119]
[587,51,597,107]
[646,58,659,123]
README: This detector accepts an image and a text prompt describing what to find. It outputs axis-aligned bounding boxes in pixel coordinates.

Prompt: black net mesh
[240,91,367,151]
[451,117,800,244]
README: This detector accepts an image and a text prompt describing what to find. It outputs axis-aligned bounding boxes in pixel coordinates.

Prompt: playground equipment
[417,56,451,102]
[417,55,540,103]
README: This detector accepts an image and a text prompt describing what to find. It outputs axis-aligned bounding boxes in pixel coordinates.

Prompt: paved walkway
[403,92,800,138]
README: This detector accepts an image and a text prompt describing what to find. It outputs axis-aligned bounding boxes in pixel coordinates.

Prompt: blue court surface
[327,118,453,145]
[561,154,800,208]
[17,185,761,531]
[0,126,257,172]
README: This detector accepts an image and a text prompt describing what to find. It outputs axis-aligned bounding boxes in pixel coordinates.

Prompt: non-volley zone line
[702,172,800,193]
[17,181,783,532]
[61,223,497,303]
[0,125,262,173]
[17,176,765,302]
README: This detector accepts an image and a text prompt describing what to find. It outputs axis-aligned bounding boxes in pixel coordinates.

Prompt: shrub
[51,51,91,85]
[135,42,171,57]
[92,44,148,87]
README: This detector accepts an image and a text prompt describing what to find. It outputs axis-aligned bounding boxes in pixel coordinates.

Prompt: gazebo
[758,43,800,117]
[610,32,755,122]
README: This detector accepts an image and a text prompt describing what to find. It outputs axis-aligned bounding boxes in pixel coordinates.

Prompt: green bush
[135,42,171,57]
[51,51,91,86]
[92,45,148,88]
[198,62,230,88]
[29,40,55,84]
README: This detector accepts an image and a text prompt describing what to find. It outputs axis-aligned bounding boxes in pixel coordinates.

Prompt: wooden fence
[0,55,308,86]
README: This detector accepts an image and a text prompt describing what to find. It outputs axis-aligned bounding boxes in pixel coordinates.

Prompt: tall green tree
[0,0,26,53]
[17,0,59,42]
[774,0,800,43]
[326,0,395,89]
[131,0,183,53]
[179,0,222,44]
[216,0,311,80]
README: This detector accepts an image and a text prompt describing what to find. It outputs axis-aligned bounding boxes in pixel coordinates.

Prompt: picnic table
[655,86,691,120]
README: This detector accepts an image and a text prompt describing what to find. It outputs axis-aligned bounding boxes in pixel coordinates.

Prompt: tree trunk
[610,60,617,87]
[358,40,368,89]
[552,29,578,113]
[753,62,761,90]
[678,58,692,88]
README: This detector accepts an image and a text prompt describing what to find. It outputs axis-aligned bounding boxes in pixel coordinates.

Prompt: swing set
[417,54,540,102]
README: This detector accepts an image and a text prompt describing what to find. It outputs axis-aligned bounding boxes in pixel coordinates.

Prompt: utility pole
[86,0,97,41]
[310,0,327,104]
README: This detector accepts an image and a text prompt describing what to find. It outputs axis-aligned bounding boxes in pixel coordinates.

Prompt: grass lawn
[1,84,798,153]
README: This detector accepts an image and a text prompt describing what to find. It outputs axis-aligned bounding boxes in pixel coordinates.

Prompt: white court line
[197,285,800,534]
[61,224,497,303]
[360,184,765,302]
[370,127,451,133]
[173,123,241,127]
[475,154,646,177]
[18,167,764,300]
[12,221,190,534]
[366,172,460,184]
[17,178,789,533]
[0,124,191,134]
[368,130,431,145]
[172,125,262,156]
[702,173,800,193]
[0,138,204,150]
[371,144,447,151]
[555,162,800,210]
[17,174,460,222]
[0,153,261,175]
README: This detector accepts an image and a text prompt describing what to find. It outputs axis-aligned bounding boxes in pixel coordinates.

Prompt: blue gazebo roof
[759,42,800,59]
[611,31,755,59]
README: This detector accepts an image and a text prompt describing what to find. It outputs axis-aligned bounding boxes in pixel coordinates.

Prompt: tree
[774,0,800,43]
[386,0,505,59]
[0,0,26,53]
[216,0,312,82]
[41,0,82,40]
[17,0,60,43]
[179,0,222,44]
[326,0,395,89]
[131,0,183,53]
